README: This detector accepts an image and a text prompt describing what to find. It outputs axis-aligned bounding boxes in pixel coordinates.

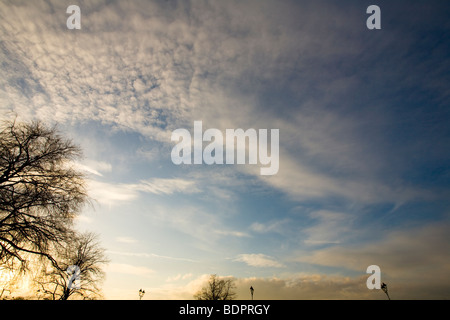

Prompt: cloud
[166,273,194,282]
[257,143,430,206]
[234,254,284,268]
[108,250,198,263]
[136,146,164,162]
[104,274,213,300]
[73,160,113,177]
[87,180,139,206]
[131,178,200,195]
[115,236,138,244]
[233,275,371,300]
[143,274,212,300]
[214,230,250,238]
[302,210,353,245]
[1,0,444,208]
[148,204,240,248]
[296,221,450,289]
[250,219,291,234]
[171,270,450,300]
[106,263,154,278]
[87,177,199,206]
[130,273,364,300]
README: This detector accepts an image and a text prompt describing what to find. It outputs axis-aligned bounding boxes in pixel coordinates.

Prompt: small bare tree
[194,274,237,300]
[33,232,109,300]
[0,120,88,270]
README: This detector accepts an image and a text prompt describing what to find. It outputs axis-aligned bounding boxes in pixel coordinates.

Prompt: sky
[1,0,450,299]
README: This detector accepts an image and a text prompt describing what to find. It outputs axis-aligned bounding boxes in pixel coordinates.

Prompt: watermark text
[171,121,279,175]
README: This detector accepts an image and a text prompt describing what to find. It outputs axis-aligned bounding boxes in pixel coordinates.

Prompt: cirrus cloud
[234,253,284,268]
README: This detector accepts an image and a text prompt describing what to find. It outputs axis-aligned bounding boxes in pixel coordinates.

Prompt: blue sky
[1,0,449,299]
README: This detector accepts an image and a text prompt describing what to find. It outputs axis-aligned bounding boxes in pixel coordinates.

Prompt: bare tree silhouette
[33,232,108,300]
[194,274,237,300]
[0,119,88,270]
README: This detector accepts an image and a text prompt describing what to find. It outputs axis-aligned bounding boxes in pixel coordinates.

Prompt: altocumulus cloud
[0,0,443,207]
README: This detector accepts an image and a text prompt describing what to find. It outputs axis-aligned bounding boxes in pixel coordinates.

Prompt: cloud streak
[106,263,154,278]
[108,250,198,263]
[115,237,138,244]
[87,177,200,206]
[234,254,284,268]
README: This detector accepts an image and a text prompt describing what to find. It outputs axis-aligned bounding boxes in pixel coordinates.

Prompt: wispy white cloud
[73,160,113,177]
[87,180,139,206]
[87,177,200,206]
[234,253,284,268]
[250,219,291,234]
[214,230,250,238]
[115,236,138,244]
[105,263,154,278]
[131,178,200,195]
[166,273,193,282]
[302,210,353,245]
[108,250,198,263]
[146,202,255,253]
[136,146,164,162]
